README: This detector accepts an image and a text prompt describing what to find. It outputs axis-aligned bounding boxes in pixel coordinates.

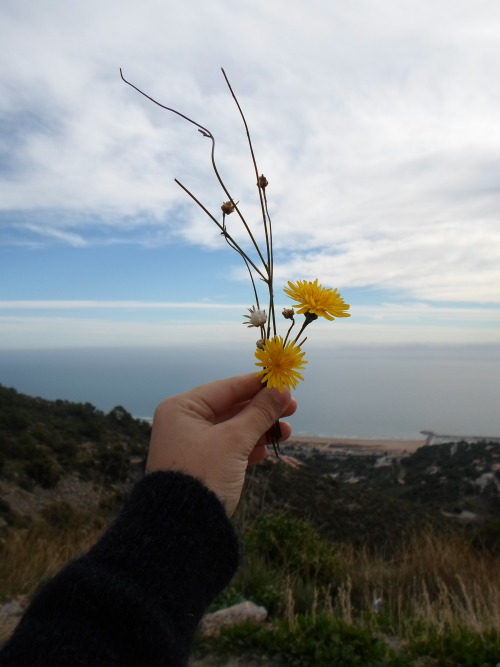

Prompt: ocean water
[1,344,499,440]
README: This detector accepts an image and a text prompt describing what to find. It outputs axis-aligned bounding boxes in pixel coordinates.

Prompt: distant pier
[420,430,500,446]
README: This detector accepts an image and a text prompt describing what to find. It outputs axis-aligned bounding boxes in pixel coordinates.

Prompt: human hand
[147,373,297,516]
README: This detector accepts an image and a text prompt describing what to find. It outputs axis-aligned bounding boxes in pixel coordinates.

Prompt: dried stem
[283,318,296,346]
[174,179,266,282]
[121,67,286,456]
[220,70,272,269]
[120,68,268,271]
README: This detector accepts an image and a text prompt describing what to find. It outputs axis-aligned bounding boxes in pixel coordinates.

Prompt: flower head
[283,279,350,321]
[255,336,307,392]
[257,174,269,189]
[243,306,267,328]
[221,200,238,214]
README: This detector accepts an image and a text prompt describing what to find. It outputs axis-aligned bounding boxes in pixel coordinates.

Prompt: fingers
[189,373,264,420]
[215,395,297,425]
[226,386,292,455]
[248,419,293,463]
[256,420,293,448]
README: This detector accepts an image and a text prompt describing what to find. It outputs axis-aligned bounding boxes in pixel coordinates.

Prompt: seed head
[257,174,268,189]
[221,200,237,214]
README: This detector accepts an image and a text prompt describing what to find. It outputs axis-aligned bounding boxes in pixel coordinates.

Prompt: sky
[0,1,499,436]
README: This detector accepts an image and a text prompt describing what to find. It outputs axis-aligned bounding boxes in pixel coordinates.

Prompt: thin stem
[220,69,271,263]
[263,190,277,336]
[120,68,212,136]
[224,236,260,309]
[293,318,313,344]
[283,318,296,346]
[221,68,275,332]
[266,421,282,457]
[120,69,268,270]
[175,179,267,281]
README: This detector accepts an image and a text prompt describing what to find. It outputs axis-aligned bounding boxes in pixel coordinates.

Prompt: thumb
[230,386,292,448]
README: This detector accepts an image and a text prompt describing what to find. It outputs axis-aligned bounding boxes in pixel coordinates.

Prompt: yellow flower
[255,336,307,392]
[283,279,350,321]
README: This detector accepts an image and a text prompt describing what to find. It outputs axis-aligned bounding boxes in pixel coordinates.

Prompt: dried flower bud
[257,174,268,189]
[243,306,267,328]
[256,339,266,350]
[282,308,295,320]
[221,200,237,215]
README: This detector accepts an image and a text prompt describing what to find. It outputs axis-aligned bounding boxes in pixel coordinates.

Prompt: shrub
[198,614,393,666]
[42,502,77,530]
[246,512,338,581]
[0,409,29,431]
[24,456,61,488]
[409,628,500,666]
[0,497,13,525]
[471,520,500,555]
[96,445,130,482]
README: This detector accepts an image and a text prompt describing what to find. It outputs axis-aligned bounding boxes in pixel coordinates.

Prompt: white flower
[243,306,267,328]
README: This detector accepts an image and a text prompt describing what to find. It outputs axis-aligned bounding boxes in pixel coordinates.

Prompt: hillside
[2,386,500,664]
[0,384,150,529]
[3,383,499,545]
[282,435,500,527]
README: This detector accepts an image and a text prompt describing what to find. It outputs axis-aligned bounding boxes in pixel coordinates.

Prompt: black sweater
[0,471,240,666]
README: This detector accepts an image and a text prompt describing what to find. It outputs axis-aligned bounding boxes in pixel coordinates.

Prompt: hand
[147,373,297,516]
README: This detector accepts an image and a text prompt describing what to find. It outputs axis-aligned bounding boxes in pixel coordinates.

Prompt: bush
[409,628,500,666]
[471,520,500,555]
[51,438,78,466]
[0,497,13,525]
[246,512,338,581]
[96,445,130,482]
[0,409,29,431]
[42,502,77,530]
[24,456,61,488]
[198,614,393,666]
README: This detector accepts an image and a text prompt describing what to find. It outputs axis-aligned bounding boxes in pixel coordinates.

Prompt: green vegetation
[2,385,500,664]
[0,384,150,498]
[198,507,500,665]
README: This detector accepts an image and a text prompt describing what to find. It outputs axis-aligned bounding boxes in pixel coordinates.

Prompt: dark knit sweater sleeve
[0,471,240,667]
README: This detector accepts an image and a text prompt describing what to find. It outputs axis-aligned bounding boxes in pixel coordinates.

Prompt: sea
[1,344,499,441]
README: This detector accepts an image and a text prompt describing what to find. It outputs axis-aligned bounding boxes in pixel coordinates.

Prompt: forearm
[0,472,240,667]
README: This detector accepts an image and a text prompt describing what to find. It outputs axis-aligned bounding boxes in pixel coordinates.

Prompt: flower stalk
[121,68,350,456]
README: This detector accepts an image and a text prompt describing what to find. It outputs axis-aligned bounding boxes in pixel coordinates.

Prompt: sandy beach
[283,435,425,456]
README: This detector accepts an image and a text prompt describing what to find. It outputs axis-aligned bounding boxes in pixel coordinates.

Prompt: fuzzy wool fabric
[0,471,240,666]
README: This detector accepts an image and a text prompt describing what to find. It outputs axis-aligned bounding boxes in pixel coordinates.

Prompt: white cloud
[0,300,245,310]
[0,299,498,349]
[1,0,500,304]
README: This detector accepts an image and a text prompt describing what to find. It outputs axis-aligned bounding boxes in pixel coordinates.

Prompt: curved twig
[120,69,268,270]
[174,179,266,281]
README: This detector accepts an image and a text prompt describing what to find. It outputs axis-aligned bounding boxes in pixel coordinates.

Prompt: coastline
[283,435,425,455]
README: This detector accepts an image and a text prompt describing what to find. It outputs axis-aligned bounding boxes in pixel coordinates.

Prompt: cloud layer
[1,0,500,308]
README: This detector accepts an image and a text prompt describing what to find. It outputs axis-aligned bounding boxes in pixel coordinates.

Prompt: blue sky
[1,0,500,354]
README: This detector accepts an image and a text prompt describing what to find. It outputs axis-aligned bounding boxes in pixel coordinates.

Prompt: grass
[198,512,500,666]
[2,508,500,664]
[0,520,105,601]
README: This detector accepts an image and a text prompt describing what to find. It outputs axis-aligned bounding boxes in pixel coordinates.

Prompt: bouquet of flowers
[121,68,350,453]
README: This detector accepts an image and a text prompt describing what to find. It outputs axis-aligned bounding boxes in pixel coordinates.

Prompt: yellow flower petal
[284,279,350,321]
[255,336,307,392]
